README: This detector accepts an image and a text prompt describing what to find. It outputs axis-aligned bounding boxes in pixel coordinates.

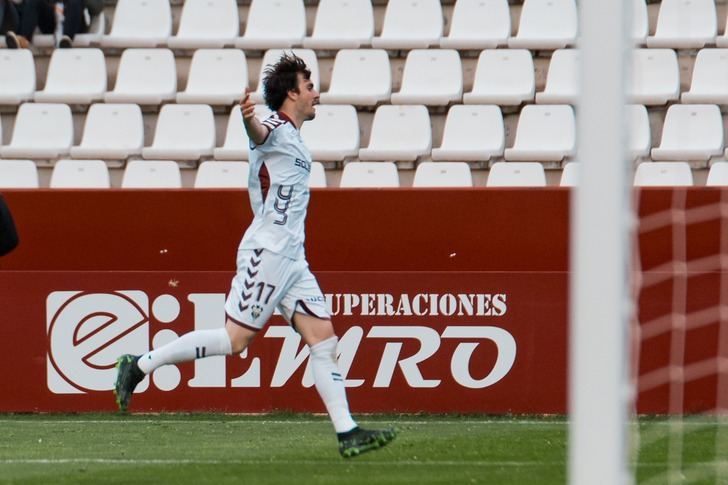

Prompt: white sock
[309,336,358,433]
[137,328,232,374]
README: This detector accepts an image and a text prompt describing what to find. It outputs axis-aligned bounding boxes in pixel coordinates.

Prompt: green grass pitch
[0,414,724,484]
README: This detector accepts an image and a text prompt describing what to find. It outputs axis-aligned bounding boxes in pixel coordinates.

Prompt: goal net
[631,188,728,484]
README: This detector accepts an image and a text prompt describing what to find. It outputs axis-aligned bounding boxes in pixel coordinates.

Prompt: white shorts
[225,248,330,331]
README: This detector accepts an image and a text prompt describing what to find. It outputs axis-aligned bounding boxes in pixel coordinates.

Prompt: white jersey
[239,112,312,261]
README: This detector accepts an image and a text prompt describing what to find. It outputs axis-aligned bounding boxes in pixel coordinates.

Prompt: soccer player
[114,53,396,458]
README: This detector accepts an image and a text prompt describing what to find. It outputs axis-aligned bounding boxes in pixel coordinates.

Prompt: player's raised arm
[240,88,269,145]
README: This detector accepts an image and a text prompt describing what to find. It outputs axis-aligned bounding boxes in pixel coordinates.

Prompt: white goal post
[569,0,633,484]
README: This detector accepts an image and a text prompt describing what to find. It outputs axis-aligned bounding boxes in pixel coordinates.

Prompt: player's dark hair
[262,53,311,111]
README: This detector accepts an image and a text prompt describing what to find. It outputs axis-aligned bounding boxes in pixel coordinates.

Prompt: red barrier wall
[0,189,722,414]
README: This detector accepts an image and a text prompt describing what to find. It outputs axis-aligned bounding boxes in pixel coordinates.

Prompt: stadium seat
[142,104,215,161]
[235,0,306,49]
[628,104,651,160]
[250,49,319,104]
[167,0,238,48]
[651,104,723,162]
[303,0,374,49]
[682,49,728,104]
[440,0,510,49]
[101,0,172,47]
[412,162,473,187]
[706,161,728,186]
[486,162,546,187]
[309,162,327,187]
[339,162,399,187]
[431,105,505,162]
[0,50,35,105]
[71,12,106,47]
[358,105,431,162]
[634,162,693,186]
[104,49,177,105]
[176,49,247,105]
[504,105,576,162]
[34,48,106,104]
[49,159,110,188]
[559,162,578,187]
[0,103,73,160]
[70,104,144,160]
[462,49,535,106]
[535,49,578,105]
[213,104,272,161]
[121,160,182,188]
[629,49,680,106]
[0,160,39,188]
[632,0,648,45]
[319,49,391,106]
[390,49,462,106]
[646,0,717,49]
[300,105,360,162]
[194,161,249,188]
[507,0,577,50]
[371,0,443,49]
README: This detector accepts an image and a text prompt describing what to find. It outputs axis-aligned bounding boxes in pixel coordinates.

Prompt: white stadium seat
[104,49,177,105]
[300,105,360,162]
[309,162,328,187]
[250,49,319,105]
[34,48,106,104]
[504,105,576,162]
[413,162,473,187]
[235,0,306,49]
[634,162,693,186]
[70,104,144,160]
[319,49,391,106]
[371,0,443,49]
[142,104,216,161]
[508,0,577,50]
[463,49,535,106]
[0,103,73,160]
[706,161,728,186]
[122,160,182,188]
[632,0,648,45]
[194,161,249,188]
[629,49,680,106]
[390,49,463,106]
[303,0,374,49]
[431,105,505,162]
[214,105,272,161]
[646,0,717,49]
[358,105,431,162]
[440,0,510,49]
[101,0,172,47]
[340,162,399,187]
[559,162,578,187]
[682,49,728,104]
[72,12,106,47]
[176,49,247,105]
[651,104,724,162]
[0,160,39,188]
[535,49,578,105]
[0,50,35,105]
[50,159,110,188]
[628,104,651,160]
[167,0,238,48]
[487,162,546,187]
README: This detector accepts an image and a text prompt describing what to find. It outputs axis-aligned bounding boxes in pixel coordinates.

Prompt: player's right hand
[240,88,256,122]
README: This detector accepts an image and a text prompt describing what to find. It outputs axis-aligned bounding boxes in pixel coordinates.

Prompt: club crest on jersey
[251,304,263,320]
[294,158,311,172]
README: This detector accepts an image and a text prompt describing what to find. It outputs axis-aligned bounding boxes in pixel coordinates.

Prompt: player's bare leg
[293,313,397,458]
[114,319,254,412]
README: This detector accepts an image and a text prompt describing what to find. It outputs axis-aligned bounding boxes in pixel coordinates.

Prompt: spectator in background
[4,0,89,48]
[0,0,21,40]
